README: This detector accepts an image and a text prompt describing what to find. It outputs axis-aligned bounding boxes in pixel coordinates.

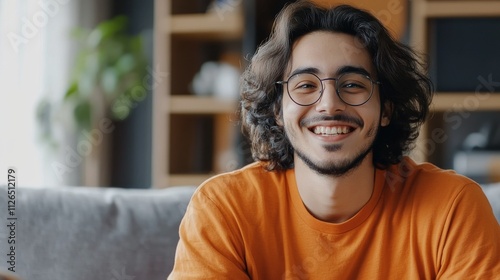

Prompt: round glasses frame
[276,72,381,107]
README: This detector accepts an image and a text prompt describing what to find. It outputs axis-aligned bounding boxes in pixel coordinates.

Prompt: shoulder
[199,161,286,192]
[383,157,499,235]
[192,162,288,211]
[384,157,491,218]
[386,156,479,195]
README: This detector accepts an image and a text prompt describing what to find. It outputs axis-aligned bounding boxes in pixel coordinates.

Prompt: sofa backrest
[482,183,500,222]
[0,186,196,280]
[1,183,499,280]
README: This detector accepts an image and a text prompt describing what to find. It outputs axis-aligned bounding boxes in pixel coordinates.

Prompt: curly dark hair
[240,0,433,171]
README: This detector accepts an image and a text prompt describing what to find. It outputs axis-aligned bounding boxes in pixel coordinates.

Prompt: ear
[380,101,393,127]
[275,110,284,126]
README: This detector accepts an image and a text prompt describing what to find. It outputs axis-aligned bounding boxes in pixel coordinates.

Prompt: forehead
[288,31,375,76]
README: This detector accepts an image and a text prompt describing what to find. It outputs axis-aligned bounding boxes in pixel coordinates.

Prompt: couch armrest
[482,183,500,223]
[0,185,196,280]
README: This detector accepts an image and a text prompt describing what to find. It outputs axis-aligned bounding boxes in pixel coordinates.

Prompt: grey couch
[482,183,500,221]
[0,186,196,280]
[0,183,499,280]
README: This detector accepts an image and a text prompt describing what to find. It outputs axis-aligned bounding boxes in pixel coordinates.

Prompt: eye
[342,82,365,88]
[338,73,371,94]
[295,81,318,89]
[288,73,321,94]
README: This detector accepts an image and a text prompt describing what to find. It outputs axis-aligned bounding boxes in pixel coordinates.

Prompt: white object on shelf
[453,150,500,177]
[191,61,240,100]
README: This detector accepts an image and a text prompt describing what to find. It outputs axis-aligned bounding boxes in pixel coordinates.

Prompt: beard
[290,118,379,177]
[295,140,374,176]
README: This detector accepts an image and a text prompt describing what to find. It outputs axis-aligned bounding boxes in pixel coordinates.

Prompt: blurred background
[0,0,499,189]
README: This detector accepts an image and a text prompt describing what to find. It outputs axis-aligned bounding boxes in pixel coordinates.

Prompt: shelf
[162,13,243,39]
[169,96,238,114]
[410,0,500,167]
[423,1,500,17]
[153,0,245,188]
[431,93,500,111]
[168,174,215,187]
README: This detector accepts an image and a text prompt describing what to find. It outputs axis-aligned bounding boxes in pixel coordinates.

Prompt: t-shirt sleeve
[168,187,250,280]
[437,183,500,279]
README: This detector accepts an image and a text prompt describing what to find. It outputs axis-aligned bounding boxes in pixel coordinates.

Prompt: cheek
[358,102,382,130]
[366,123,378,138]
[364,94,383,117]
[281,96,304,123]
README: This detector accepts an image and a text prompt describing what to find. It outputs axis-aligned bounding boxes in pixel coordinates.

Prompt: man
[169,1,500,279]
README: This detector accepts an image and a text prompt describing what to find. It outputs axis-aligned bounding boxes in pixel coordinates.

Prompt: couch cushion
[482,183,500,223]
[0,186,195,280]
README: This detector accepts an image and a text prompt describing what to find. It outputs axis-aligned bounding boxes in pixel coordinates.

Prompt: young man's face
[280,31,390,176]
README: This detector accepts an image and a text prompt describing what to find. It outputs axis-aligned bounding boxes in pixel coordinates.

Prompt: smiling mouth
[312,126,353,136]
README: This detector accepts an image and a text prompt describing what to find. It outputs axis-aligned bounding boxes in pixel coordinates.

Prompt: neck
[294,155,376,223]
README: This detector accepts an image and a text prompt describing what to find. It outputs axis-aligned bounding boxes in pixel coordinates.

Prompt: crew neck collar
[286,167,386,234]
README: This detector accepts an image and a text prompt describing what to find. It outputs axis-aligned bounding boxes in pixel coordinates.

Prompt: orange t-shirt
[168,157,500,279]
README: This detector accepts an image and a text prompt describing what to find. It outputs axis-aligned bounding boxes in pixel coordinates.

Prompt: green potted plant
[65,15,148,130]
[37,15,148,186]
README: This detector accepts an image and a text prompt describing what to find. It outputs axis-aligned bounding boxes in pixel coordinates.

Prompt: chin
[296,145,373,177]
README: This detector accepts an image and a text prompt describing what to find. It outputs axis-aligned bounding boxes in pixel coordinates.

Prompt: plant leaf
[64,82,79,100]
[101,67,119,95]
[116,54,135,74]
[98,15,128,40]
[74,100,92,130]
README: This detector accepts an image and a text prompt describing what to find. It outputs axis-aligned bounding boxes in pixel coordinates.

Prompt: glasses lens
[337,73,373,106]
[287,73,322,106]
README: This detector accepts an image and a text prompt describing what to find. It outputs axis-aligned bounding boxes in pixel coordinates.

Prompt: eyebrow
[287,65,373,79]
[337,66,371,77]
[289,67,320,77]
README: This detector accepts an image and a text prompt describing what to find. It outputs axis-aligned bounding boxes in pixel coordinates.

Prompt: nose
[315,79,346,114]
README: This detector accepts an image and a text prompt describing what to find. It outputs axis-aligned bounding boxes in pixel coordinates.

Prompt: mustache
[300,114,364,128]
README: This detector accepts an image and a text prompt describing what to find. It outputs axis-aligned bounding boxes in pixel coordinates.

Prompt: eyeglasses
[276,72,381,106]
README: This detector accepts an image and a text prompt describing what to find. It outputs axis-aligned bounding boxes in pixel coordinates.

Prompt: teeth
[313,126,351,135]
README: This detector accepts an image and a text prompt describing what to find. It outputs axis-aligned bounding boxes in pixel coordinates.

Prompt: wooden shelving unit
[410,0,500,163]
[152,0,244,188]
[431,93,500,112]
[169,13,243,38]
[169,96,238,114]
